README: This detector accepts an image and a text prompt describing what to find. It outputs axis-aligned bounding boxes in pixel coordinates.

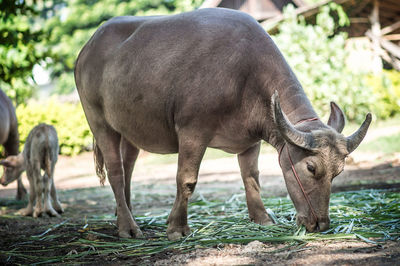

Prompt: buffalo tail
[93,138,106,185]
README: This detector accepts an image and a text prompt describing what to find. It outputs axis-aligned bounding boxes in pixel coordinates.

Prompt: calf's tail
[44,138,55,179]
[93,138,106,185]
[44,150,52,179]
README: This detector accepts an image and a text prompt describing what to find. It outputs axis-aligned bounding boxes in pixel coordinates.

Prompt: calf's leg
[32,162,44,218]
[50,178,63,214]
[167,133,207,240]
[18,173,36,216]
[16,177,27,200]
[46,161,63,214]
[238,142,272,225]
[43,170,60,217]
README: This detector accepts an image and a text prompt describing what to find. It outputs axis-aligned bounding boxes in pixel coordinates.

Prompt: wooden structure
[200,0,307,21]
[200,0,400,70]
[261,0,400,70]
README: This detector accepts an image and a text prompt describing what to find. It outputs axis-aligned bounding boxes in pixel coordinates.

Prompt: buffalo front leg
[94,129,142,238]
[167,134,207,240]
[238,142,272,225]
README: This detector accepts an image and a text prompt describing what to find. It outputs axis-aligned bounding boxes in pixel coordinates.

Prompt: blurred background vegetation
[0,0,399,155]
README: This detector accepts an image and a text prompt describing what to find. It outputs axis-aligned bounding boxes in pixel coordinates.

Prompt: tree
[271,4,374,122]
[44,0,203,95]
[0,0,47,105]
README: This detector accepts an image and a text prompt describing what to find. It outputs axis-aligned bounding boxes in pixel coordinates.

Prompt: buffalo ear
[0,159,13,167]
[327,102,345,133]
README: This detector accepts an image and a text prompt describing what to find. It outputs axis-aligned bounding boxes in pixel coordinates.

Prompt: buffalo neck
[278,85,318,124]
[261,82,322,151]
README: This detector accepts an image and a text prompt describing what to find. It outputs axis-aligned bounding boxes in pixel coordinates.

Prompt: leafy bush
[0,0,46,105]
[367,70,400,119]
[45,0,203,95]
[16,100,92,156]
[271,4,375,122]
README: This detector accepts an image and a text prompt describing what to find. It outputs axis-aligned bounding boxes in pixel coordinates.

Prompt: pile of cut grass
[1,189,399,264]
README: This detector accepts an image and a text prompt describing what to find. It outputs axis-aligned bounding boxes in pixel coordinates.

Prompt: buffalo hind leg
[32,162,44,218]
[47,161,63,214]
[120,137,139,213]
[94,127,142,238]
[166,133,207,240]
[43,172,60,217]
[238,142,272,225]
[50,178,64,214]
[43,162,61,217]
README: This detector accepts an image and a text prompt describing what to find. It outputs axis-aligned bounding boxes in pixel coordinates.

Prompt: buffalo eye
[306,163,315,175]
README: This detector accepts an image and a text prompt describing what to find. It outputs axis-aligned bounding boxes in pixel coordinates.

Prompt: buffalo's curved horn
[327,102,345,133]
[271,91,315,150]
[346,113,372,154]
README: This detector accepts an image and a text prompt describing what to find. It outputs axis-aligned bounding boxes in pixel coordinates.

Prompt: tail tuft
[93,138,106,186]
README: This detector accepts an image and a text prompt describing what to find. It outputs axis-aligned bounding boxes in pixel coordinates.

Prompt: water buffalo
[0,89,27,199]
[75,8,371,240]
[0,124,63,217]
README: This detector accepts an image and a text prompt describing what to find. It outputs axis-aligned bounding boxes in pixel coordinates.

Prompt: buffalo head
[0,154,25,186]
[272,91,371,232]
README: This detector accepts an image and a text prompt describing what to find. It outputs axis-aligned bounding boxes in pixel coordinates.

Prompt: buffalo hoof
[117,216,143,238]
[166,225,191,241]
[33,208,43,218]
[54,202,64,214]
[18,207,33,216]
[45,206,61,217]
[252,214,274,226]
[118,228,144,239]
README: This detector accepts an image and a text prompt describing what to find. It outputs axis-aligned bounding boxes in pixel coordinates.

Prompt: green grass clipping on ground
[0,189,399,264]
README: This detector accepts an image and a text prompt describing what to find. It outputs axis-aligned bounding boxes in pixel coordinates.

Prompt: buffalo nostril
[318,221,330,232]
[304,222,318,232]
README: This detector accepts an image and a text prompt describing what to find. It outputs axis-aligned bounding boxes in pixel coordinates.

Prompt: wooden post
[369,0,383,73]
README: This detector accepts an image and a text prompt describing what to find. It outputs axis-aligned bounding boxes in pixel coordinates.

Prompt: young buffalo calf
[0,124,63,217]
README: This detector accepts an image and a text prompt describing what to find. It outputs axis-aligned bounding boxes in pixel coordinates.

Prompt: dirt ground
[155,240,400,265]
[0,145,399,264]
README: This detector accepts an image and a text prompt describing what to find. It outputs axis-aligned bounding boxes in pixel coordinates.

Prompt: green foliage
[302,0,325,4]
[16,100,92,155]
[0,0,47,105]
[271,4,374,122]
[44,0,203,95]
[359,132,400,154]
[367,70,400,119]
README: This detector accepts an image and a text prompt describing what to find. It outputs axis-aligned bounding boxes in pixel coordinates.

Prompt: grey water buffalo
[0,124,63,217]
[75,8,371,240]
[0,89,27,199]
